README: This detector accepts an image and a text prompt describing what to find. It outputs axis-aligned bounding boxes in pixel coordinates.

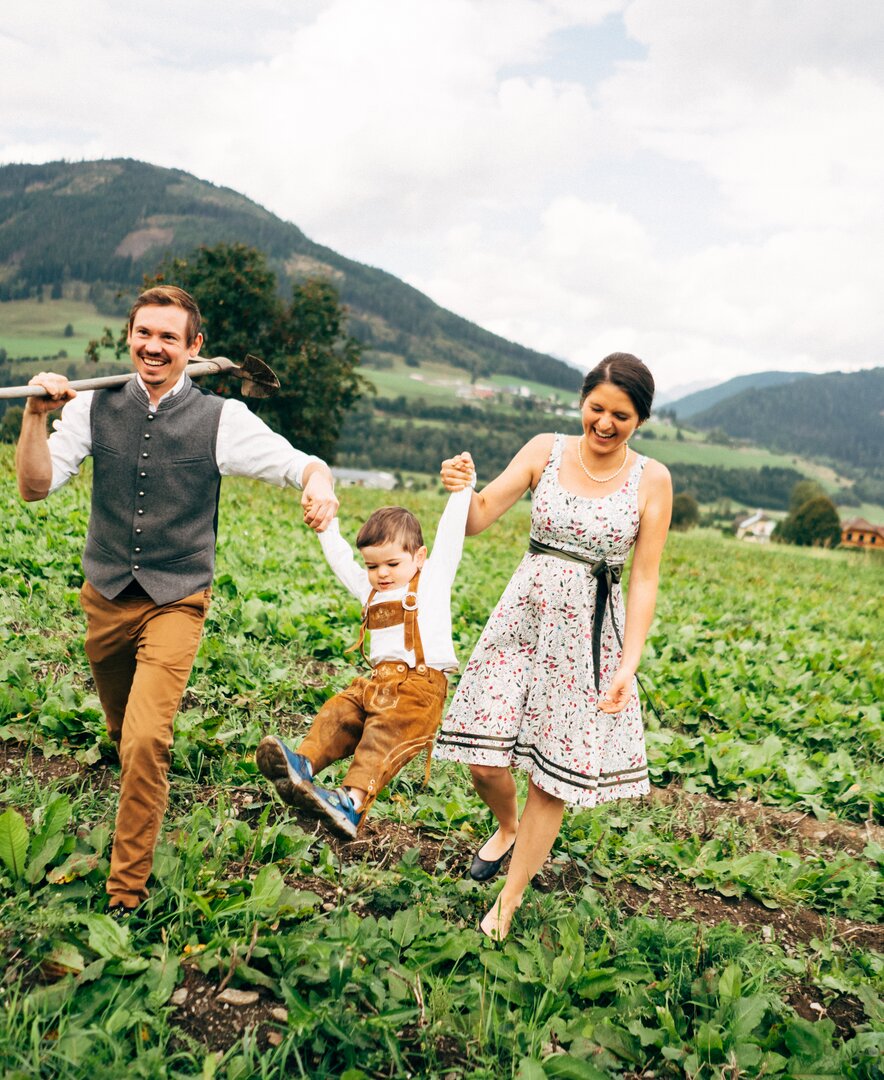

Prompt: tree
[0,406,23,444]
[63,322,74,338]
[789,478,826,514]
[154,243,278,362]
[149,243,370,460]
[671,492,700,531]
[85,326,115,364]
[777,495,841,548]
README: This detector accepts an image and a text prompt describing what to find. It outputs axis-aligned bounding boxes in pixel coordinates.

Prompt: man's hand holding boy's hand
[301,465,339,532]
[440,452,475,492]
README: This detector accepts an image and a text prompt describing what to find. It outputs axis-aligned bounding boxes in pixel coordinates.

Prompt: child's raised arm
[428,454,476,581]
[316,519,372,604]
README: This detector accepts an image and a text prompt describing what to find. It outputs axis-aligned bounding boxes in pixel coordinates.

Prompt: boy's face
[360,540,427,593]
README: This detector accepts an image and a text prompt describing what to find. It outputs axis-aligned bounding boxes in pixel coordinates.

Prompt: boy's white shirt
[317,486,473,672]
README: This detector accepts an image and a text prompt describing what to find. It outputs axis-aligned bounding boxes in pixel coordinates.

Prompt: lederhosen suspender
[344,570,437,819]
[348,570,426,669]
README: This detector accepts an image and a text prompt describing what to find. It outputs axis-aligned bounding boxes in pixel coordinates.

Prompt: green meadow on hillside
[0,448,881,1077]
[2,296,882,520]
[0,298,118,362]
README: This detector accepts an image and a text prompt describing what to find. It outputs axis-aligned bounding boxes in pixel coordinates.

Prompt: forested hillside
[667,370,811,419]
[0,159,578,389]
[689,367,884,474]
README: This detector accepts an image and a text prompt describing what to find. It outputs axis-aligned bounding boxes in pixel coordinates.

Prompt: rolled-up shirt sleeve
[216,400,324,488]
[47,391,95,495]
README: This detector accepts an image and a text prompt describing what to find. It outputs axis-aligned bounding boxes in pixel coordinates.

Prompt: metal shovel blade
[225,354,281,399]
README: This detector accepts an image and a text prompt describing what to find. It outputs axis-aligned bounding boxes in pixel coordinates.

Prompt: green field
[1,447,881,1077]
[363,357,578,408]
[632,431,830,474]
[4,298,882,524]
[0,298,119,362]
[359,359,881,518]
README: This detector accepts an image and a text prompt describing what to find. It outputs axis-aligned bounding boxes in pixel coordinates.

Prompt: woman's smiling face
[580,381,641,454]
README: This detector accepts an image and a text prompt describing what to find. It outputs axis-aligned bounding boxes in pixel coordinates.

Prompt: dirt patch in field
[0,739,116,797]
[647,784,883,857]
[786,984,868,1039]
[260,804,882,959]
[583,871,883,955]
[204,787,882,954]
[170,966,287,1056]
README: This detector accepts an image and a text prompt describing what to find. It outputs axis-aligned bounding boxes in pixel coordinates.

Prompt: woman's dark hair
[580,352,655,422]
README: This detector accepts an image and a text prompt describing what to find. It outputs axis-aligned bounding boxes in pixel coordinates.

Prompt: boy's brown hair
[128,286,202,346]
[356,506,424,553]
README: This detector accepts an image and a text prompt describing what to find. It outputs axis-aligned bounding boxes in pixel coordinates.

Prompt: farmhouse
[332,468,397,490]
[840,517,884,550]
[735,510,776,543]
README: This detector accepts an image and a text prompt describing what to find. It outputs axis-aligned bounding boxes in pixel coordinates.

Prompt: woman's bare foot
[476,826,517,862]
[479,895,518,940]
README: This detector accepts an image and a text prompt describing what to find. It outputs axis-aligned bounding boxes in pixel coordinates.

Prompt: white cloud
[2,0,883,392]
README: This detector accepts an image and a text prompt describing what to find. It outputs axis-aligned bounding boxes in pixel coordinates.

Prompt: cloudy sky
[2,0,882,393]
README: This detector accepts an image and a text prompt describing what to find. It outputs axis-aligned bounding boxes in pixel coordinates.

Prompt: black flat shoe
[469,841,514,882]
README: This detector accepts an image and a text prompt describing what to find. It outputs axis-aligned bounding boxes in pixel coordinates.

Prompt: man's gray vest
[83,377,224,605]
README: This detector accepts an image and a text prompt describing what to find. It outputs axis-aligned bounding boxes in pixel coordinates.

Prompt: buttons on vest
[85,384,223,604]
[144,433,151,440]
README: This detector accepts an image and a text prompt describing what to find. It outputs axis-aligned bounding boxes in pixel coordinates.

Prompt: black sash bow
[527,536,624,692]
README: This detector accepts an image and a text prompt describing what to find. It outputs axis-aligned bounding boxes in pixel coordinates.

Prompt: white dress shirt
[44,374,321,494]
[318,487,472,672]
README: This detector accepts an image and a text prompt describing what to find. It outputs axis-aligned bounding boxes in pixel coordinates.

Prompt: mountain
[654,378,717,407]
[689,367,884,473]
[0,159,580,391]
[667,370,812,419]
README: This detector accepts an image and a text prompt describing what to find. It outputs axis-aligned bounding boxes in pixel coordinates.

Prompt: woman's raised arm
[441,434,553,536]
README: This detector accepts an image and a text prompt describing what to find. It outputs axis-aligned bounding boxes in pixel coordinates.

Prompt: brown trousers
[80,580,210,907]
[298,660,449,817]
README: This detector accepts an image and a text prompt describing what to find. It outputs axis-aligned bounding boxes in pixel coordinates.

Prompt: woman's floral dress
[435,434,650,808]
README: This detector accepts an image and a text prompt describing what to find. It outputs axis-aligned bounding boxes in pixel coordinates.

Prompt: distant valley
[0,159,881,520]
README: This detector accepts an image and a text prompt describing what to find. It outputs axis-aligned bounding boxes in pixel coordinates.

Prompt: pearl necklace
[577,436,629,483]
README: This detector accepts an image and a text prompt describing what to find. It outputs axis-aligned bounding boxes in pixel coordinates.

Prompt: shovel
[0,354,281,401]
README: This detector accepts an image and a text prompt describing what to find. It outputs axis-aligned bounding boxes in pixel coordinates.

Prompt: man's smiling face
[127,304,203,403]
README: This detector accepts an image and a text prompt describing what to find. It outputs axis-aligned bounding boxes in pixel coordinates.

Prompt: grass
[1,449,882,1076]
[632,431,839,474]
[0,299,118,361]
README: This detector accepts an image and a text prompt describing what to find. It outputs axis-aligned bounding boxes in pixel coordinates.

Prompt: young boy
[257,468,474,839]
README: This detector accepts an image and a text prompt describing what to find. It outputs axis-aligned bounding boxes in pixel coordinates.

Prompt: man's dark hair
[128,286,202,347]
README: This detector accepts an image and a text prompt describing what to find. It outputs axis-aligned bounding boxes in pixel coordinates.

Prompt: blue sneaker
[256,736,319,811]
[312,785,361,840]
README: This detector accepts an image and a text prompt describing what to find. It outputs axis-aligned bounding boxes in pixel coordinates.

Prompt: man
[16,285,338,913]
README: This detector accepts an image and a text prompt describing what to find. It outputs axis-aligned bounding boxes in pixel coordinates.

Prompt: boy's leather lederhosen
[297,571,449,824]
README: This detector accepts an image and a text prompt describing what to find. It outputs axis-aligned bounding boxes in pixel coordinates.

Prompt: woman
[435,353,672,939]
